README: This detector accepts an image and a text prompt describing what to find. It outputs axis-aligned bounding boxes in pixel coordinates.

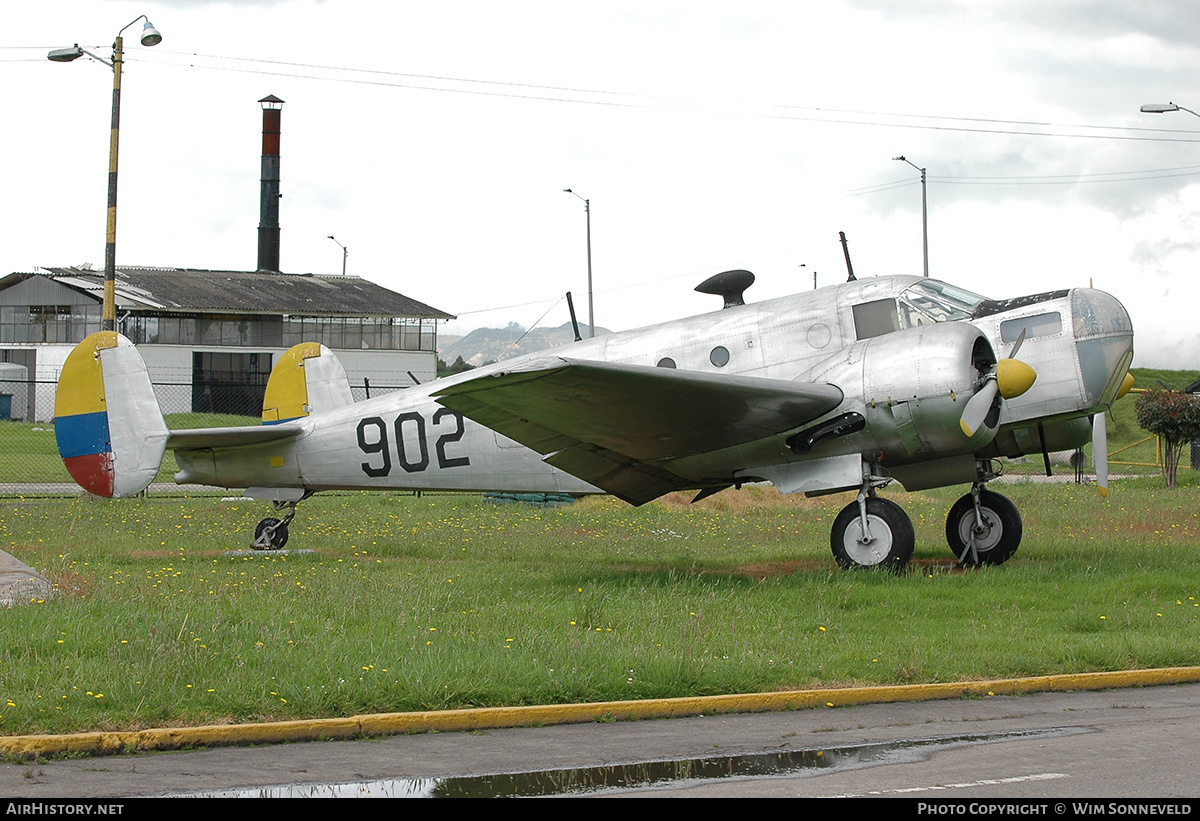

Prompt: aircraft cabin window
[1000,312,1062,344]
[657,357,677,369]
[852,299,902,340]
[709,346,730,367]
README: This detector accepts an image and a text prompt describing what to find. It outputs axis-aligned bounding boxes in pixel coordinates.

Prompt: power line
[933,164,1200,180]
[842,179,921,197]
[844,165,1200,196]
[134,49,1200,144]
[930,165,1200,185]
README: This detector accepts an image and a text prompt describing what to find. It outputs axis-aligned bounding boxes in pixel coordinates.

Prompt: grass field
[2,478,1199,738]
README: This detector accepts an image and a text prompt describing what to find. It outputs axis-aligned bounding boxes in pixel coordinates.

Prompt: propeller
[1094,411,1108,497]
[1093,372,1134,498]
[960,331,1037,437]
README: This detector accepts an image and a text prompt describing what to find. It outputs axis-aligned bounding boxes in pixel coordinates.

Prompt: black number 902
[356,408,470,477]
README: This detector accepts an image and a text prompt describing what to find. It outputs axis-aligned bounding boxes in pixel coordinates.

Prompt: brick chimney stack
[257,95,284,272]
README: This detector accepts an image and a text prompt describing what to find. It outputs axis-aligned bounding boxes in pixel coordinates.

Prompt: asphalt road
[3,682,1199,799]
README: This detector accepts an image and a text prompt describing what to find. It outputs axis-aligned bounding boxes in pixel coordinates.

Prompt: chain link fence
[0,377,404,497]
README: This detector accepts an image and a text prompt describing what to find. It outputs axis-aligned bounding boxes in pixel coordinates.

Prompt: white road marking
[827,772,1069,797]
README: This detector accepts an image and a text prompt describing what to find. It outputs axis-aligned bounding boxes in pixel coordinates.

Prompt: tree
[436,355,475,378]
[1134,390,1200,488]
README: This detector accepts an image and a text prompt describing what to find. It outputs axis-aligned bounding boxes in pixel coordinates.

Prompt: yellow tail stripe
[54,331,119,418]
[262,342,323,424]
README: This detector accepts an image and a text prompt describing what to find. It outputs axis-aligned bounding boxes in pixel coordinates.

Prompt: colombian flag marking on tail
[54,331,119,496]
[54,332,168,498]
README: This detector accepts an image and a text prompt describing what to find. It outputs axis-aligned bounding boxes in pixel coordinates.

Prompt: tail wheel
[831,497,915,572]
[945,488,1021,566]
[254,518,290,550]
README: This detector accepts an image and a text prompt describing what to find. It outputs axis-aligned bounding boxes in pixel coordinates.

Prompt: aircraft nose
[1071,288,1133,407]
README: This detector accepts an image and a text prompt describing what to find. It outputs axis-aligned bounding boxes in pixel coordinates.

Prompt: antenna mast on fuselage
[839,231,856,282]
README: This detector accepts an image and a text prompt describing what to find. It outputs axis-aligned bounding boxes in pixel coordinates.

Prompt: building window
[114,312,438,352]
[192,351,272,418]
[0,305,101,344]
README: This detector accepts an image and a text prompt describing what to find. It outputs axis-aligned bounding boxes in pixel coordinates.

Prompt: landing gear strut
[830,486,915,572]
[252,492,312,550]
[945,485,1022,566]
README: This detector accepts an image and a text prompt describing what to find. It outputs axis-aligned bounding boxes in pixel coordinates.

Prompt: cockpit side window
[1000,311,1062,344]
[900,301,934,327]
[853,298,901,340]
[900,281,988,322]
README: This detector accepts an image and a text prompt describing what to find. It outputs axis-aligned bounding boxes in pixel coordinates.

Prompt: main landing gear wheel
[831,497,915,572]
[253,517,290,550]
[945,488,1022,567]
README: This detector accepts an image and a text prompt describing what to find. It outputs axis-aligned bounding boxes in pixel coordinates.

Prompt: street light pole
[893,155,929,278]
[328,235,347,276]
[1140,102,1200,118]
[562,188,594,338]
[49,16,162,333]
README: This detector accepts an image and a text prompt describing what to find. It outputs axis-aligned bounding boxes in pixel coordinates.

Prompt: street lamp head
[1140,103,1179,114]
[139,20,162,47]
[892,155,906,162]
[47,45,84,63]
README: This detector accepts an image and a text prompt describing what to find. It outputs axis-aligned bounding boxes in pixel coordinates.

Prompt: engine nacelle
[792,322,998,464]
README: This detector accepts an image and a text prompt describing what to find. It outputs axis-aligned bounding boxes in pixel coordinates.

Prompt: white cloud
[2,0,1197,366]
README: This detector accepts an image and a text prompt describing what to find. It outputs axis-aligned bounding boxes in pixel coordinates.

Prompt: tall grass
[1,481,1198,736]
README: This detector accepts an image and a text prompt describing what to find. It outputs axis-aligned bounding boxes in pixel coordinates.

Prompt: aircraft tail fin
[261,342,353,425]
[54,332,168,498]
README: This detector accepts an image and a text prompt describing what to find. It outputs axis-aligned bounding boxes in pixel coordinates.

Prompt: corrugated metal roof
[22,267,455,320]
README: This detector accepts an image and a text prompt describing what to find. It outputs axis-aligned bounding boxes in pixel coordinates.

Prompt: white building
[0,265,453,422]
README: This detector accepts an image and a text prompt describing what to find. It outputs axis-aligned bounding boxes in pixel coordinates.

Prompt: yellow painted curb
[4,666,1199,758]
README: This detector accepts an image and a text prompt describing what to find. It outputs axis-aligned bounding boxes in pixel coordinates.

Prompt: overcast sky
[3,0,1198,366]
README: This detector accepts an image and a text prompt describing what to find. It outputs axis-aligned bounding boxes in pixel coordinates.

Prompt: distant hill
[1129,368,1200,393]
[439,322,610,367]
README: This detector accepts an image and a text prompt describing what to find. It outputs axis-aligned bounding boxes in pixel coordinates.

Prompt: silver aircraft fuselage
[173,275,1133,502]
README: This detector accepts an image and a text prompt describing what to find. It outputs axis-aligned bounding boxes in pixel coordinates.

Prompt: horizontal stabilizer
[167,425,302,451]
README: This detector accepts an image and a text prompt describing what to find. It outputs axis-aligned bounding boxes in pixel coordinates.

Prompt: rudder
[54,332,168,497]
[261,342,353,425]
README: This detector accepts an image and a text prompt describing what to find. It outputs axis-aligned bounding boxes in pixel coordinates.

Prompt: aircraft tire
[945,489,1021,567]
[254,517,290,550]
[831,497,914,572]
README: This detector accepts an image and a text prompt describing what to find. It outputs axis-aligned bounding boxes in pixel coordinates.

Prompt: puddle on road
[175,726,1089,798]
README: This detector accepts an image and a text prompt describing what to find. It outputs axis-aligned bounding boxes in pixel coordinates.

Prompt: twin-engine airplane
[54,271,1133,571]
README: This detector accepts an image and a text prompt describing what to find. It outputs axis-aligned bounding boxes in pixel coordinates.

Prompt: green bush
[1134,390,1200,488]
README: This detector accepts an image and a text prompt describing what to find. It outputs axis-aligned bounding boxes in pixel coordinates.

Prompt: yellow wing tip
[1116,372,1135,400]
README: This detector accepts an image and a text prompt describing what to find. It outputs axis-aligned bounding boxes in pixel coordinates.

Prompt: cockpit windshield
[899,280,989,325]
